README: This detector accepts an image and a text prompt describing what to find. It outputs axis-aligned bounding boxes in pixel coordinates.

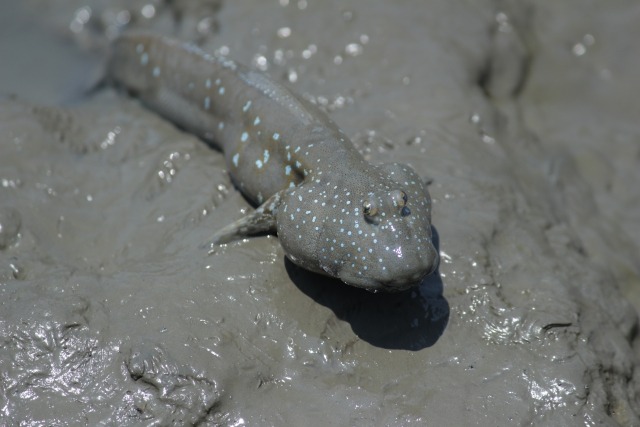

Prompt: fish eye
[362,200,379,223]
[363,201,378,216]
[391,190,408,208]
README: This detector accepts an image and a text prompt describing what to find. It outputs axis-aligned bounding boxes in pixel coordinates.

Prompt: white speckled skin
[108,33,438,291]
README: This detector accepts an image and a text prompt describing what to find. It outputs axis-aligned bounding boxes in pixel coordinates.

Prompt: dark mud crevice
[477,1,535,101]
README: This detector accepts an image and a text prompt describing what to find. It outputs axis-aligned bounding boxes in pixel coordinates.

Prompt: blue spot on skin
[254,116,261,126]
[243,101,252,112]
[141,53,149,65]
[233,153,240,167]
[204,97,211,110]
[206,78,211,88]
[285,165,292,175]
[218,122,225,130]
[273,132,280,140]
[241,132,248,142]
[263,150,270,164]
[256,159,263,169]
[153,66,160,77]
[219,87,225,95]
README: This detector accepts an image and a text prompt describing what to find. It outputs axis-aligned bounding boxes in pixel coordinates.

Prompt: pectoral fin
[206,191,283,249]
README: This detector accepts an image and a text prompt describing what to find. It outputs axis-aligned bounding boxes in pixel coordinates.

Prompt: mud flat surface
[1,1,639,425]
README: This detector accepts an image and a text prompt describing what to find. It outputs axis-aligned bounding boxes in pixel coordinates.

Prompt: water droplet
[345,43,363,56]
[277,27,291,38]
[141,4,156,19]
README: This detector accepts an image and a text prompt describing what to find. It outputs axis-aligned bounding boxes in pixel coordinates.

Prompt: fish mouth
[318,259,384,291]
[337,269,425,293]
[335,246,440,293]
[316,226,439,292]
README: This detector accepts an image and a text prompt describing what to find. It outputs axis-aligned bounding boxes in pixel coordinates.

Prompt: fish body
[108,33,438,291]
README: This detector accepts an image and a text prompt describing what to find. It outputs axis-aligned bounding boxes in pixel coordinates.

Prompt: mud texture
[1,1,639,426]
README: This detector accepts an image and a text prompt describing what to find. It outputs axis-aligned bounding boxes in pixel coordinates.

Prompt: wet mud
[1,1,639,425]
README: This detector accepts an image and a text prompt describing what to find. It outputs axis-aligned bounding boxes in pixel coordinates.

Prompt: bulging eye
[389,190,411,216]
[391,190,408,207]
[362,200,379,223]
[399,191,408,207]
[363,201,378,216]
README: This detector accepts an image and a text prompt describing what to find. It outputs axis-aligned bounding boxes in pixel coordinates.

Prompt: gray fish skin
[108,33,438,291]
